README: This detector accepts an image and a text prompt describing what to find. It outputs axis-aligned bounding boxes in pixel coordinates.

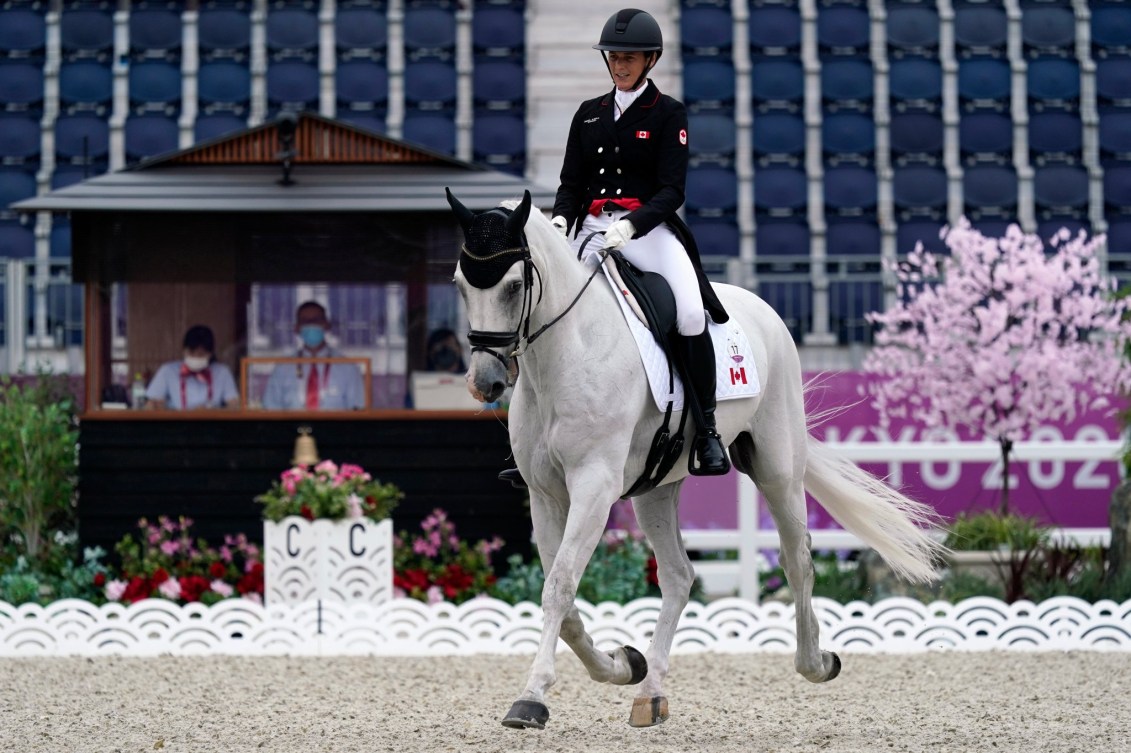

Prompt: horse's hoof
[629,696,669,727]
[615,645,648,685]
[501,700,550,730]
[824,652,842,682]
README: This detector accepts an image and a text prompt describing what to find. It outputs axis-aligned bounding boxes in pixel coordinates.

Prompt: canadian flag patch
[679,128,687,146]
[636,130,650,139]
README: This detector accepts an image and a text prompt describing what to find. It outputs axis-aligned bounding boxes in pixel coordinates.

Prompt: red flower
[93,572,106,588]
[435,564,474,599]
[209,562,227,579]
[121,576,151,604]
[178,575,211,603]
[236,563,264,596]
[152,568,170,585]
[394,568,431,594]
[646,557,659,587]
[300,505,315,521]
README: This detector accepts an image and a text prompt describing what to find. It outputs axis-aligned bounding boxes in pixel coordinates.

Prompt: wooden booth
[17,114,555,561]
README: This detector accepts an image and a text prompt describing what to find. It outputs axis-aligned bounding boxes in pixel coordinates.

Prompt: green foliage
[256,461,401,522]
[0,541,110,606]
[760,552,869,603]
[943,511,1050,552]
[490,553,545,604]
[940,569,1004,602]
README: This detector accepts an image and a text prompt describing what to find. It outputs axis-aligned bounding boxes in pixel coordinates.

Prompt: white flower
[346,493,364,519]
[157,578,182,600]
[104,579,128,602]
[211,580,234,598]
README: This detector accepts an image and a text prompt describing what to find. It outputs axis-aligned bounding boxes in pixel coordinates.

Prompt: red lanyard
[179,366,213,409]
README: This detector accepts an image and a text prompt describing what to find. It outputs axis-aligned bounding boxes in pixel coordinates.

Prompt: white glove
[602,219,636,251]
[550,215,569,237]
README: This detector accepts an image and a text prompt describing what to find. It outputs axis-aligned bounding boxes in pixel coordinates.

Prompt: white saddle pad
[600,262,761,412]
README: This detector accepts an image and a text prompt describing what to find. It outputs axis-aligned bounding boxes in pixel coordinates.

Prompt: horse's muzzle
[467,351,508,403]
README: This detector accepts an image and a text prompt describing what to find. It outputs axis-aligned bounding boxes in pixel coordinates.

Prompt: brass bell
[292,425,321,467]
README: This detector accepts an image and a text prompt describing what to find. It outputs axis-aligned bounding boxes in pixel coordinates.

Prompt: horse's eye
[506,279,524,297]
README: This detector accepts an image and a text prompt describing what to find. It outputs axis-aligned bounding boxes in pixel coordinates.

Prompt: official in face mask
[262,300,365,411]
[425,328,467,374]
[145,325,239,410]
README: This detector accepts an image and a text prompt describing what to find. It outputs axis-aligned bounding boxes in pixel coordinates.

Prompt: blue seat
[198,9,251,61]
[337,111,386,134]
[828,220,880,257]
[817,6,869,56]
[1022,6,1075,56]
[890,112,943,164]
[758,280,812,341]
[897,221,947,255]
[1096,59,1131,110]
[266,61,319,114]
[751,59,802,111]
[473,59,524,111]
[1104,166,1131,213]
[0,8,46,60]
[124,115,180,164]
[1034,165,1089,219]
[824,166,877,216]
[198,61,251,113]
[266,8,319,61]
[890,58,942,112]
[1027,58,1079,109]
[959,59,1010,110]
[402,111,455,155]
[960,112,1012,164]
[688,113,736,165]
[336,60,389,111]
[129,61,182,115]
[473,112,525,174]
[0,116,40,164]
[752,112,803,165]
[50,165,93,190]
[193,113,247,143]
[54,114,109,165]
[754,167,807,217]
[963,165,1018,218]
[688,219,739,257]
[821,59,873,111]
[60,9,114,61]
[954,4,1007,57]
[686,166,738,218]
[971,220,1014,239]
[1107,220,1131,258]
[893,165,947,219]
[1029,112,1081,165]
[0,224,34,259]
[830,280,883,344]
[0,61,44,113]
[681,7,732,59]
[129,9,182,62]
[756,221,810,257]
[404,7,456,61]
[0,168,37,218]
[59,61,112,114]
[748,6,800,58]
[1092,5,1131,57]
[404,60,457,111]
[336,7,388,59]
[887,5,938,57]
[472,6,524,58]
[685,59,736,112]
[822,112,874,165]
[1100,112,1131,164]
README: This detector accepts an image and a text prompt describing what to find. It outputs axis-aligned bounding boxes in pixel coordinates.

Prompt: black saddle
[605,249,677,345]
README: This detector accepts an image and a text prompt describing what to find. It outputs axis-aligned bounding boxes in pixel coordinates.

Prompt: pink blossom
[244,544,259,559]
[211,580,234,598]
[105,579,128,602]
[160,540,180,556]
[242,592,263,605]
[161,517,177,533]
[393,586,407,599]
[147,531,162,546]
[413,538,438,557]
[158,578,182,600]
[314,460,339,476]
[219,545,233,563]
[426,585,444,604]
[345,493,364,519]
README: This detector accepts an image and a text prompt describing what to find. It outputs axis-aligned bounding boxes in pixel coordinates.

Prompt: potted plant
[943,511,1050,601]
[258,460,402,605]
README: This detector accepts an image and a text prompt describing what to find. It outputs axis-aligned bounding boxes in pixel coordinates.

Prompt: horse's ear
[445,187,475,235]
[506,190,532,239]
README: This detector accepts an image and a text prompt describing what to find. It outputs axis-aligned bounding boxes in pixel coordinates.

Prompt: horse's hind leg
[732,431,841,683]
[628,482,694,726]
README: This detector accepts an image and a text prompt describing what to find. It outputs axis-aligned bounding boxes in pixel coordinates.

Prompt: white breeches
[572,209,707,336]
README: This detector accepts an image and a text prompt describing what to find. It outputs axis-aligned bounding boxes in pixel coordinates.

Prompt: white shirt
[262,347,365,410]
[613,81,650,121]
[146,361,238,410]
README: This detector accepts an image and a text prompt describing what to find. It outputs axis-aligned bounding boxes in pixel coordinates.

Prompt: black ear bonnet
[446,188,532,290]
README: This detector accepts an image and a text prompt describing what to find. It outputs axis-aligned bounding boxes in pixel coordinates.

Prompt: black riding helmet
[593,9,663,91]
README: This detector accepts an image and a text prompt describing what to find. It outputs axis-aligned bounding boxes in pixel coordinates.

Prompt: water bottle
[131,373,146,409]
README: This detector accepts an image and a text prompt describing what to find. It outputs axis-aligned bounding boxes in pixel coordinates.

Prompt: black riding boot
[677,327,731,476]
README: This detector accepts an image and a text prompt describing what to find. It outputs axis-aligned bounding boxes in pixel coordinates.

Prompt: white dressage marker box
[264,517,394,606]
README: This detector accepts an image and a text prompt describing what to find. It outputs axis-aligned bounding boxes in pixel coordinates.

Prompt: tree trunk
[999,438,1013,517]
[1109,478,1131,582]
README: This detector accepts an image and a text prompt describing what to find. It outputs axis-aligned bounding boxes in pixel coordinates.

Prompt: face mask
[184,355,210,372]
[430,347,460,371]
[299,325,326,349]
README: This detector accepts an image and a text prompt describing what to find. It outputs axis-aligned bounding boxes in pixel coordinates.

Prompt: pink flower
[158,578,182,600]
[219,545,233,563]
[346,493,364,519]
[147,531,162,545]
[314,460,339,476]
[413,538,438,557]
[105,579,128,602]
[393,586,407,599]
[426,585,444,604]
[160,540,180,556]
[161,517,177,533]
[211,580,234,598]
[244,544,259,559]
[242,592,263,605]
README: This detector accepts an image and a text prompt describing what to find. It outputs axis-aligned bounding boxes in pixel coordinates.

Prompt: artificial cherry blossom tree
[864,220,1131,515]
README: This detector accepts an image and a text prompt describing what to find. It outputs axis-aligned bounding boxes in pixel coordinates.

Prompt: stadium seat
[1092,4,1131,58]
[827,220,880,257]
[1096,59,1131,110]
[198,8,251,61]
[54,114,109,165]
[897,221,947,255]
[193,113,247,143]
[1029,112,1082,165]
[959,112,1013,164]
[681,7,732,59]
[829,279,883,344]
[198,61,251,113]
[686,166,738,218]
[824,166,877,216]
[890,112,944,165]
[336,60,389,112]
[752,112,804,165]
[970,220,1014,238]
[822,112,874,166]
[1027,58,1079,110]
[0,8,46,60]
[751,59,803,112]
[817,5,869,56]
[60,9,114,61]
[0,115,40,165]
[473,113,525,174]
[688,218,739,257]
[754,167,807,217]
[954,4,1008,57]
[1104,166,1131,213]
[404,7,456,61]
[959,58,1011,111]
[1021,5,1075,57]
[472,6,524,58]
[688,113,736,166]
[402,111,455,155]
[821,59,873,111]
[886,4,938,57]
[129,60,182,115]
[266,8,319,61]
[1099,112,1131,164]
[336,7,388,60]
[685,59,736,112]
[758,280,812,341]
[129,9,182,62]
[963,165,1018,218]
[50,165,91,190]
[0,61,44,113]
[756,221,810,257]
[266,60,320,114]
[472,59,525,111]
[890,58,942,112]
[748,5,800,58]
[1107,220,1131,257]
[893,165,948,219]
[1034,165,1089,219]
[0,168,37,219]
[124,115,180,164]
[404,60,457,111]
[337,111,386,134]
[0,224,34,259]
[59,61,112,114]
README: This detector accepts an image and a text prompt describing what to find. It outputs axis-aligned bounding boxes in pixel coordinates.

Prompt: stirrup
[688,431,730,476]
[498,467,528,489]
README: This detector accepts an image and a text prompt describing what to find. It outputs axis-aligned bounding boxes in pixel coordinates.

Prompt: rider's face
[606,51,651,92]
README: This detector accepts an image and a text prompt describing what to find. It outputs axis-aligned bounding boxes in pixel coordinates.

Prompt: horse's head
[446,188,533,403]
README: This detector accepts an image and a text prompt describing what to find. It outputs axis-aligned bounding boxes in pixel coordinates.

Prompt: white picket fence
[685,439,1124,600]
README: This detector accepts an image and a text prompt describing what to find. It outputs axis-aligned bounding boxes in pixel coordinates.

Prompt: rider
[499,8,731,488]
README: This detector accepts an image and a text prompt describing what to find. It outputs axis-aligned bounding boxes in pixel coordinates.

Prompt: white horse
[446,190,943,730]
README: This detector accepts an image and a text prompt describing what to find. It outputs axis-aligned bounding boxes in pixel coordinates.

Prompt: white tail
[804,437,946,583]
